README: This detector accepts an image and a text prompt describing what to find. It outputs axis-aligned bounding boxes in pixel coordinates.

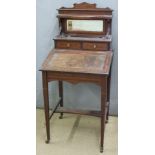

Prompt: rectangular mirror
[67,20,103,32]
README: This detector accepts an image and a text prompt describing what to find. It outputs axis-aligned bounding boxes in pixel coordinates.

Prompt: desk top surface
[41,49,113,75]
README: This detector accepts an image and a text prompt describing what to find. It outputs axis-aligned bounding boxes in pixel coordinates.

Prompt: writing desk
[40,49,113,152]
[40,2,113,152]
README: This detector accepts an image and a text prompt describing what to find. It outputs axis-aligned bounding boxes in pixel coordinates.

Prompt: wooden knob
[94,44,96,48]
[67,43,70,47]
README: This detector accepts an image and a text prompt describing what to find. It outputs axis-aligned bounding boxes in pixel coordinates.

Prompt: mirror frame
[66,19,104,32]
[64,19,106,35]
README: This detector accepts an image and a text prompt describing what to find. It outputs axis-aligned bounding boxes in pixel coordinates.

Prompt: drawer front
[82,42,109,51]
[55,41,81,49]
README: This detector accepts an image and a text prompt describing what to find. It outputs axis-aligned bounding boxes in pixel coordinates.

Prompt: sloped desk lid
[40,49,113,75]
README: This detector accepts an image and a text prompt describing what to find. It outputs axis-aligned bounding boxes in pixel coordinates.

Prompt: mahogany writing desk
[40,3,113,153]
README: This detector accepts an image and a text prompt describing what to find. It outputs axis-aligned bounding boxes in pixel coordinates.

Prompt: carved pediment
[73,2,96,9]
[59,2,112,11]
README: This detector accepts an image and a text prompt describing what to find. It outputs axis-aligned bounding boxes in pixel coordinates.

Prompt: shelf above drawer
[54,35,112,42]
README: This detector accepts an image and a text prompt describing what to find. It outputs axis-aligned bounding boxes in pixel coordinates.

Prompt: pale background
[1,1,155,155]
[36,0,118,115]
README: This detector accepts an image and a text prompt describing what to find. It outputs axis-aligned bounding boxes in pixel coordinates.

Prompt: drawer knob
[93,44,96,48]
[67,43,70,47]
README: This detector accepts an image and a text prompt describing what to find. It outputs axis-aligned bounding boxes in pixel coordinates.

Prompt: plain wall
[36,0,118,115]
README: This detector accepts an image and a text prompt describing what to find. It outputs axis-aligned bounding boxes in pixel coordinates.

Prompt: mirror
[67,20,103,32]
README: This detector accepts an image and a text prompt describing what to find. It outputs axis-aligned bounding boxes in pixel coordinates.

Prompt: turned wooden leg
[42,71,50,143]
[106,71,111,123]
[59,81,63,119]
[100,78,107,153]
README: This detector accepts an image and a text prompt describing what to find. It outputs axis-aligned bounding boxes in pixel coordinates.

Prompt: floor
[36,109,118,155]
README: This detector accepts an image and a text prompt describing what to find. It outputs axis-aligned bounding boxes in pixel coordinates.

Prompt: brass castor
[59,113,63,119]
[100,146,103,153]
[45,139,50,144]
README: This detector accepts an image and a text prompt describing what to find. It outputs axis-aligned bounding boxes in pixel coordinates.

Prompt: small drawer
[55,41,81,49]
[82,42,109,51]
